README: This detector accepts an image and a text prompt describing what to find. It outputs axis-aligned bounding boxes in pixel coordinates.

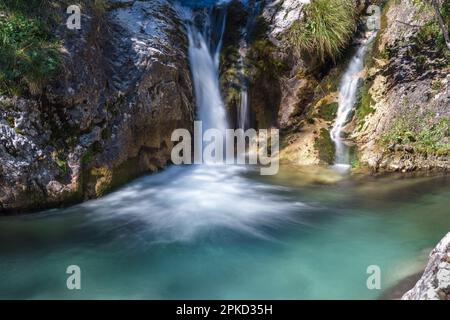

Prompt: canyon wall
[351,0,450,172]
[0,0,194,213]
[1,0,449,213]
[256,0,449,170]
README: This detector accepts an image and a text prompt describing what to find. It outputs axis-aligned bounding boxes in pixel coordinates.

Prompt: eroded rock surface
[351,0,450,173]
[402,232,450,300]
[0,0,194,212]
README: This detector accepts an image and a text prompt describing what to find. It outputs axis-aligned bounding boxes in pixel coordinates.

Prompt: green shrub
[412,1,450,57]
[288,0,357,62]
[383,115,450,156]
[0,1,60,96]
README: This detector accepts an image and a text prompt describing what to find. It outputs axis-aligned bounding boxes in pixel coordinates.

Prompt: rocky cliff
[254,0,449,171]
[1,0,449,213]
[236,0,372,166]
[351,0,450,173]
[0,0,194,213]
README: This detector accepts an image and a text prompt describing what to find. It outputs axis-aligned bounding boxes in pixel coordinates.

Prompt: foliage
[52,151,68,175]
[412,0,450,54]
[383,115,450,156]
[288,0,357,62]
[0,0,108,96]
[0,0,61,96]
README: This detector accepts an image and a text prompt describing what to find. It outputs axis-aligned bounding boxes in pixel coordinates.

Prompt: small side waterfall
[331,33,377,169]
[237,0,262,129]
[238,87,249,129]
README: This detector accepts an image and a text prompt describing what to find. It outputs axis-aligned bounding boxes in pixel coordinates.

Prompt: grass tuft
[288,0,357,63]
[0,0,61,96]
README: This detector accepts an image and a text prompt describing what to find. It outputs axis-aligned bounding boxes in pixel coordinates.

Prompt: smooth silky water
[1,0,449,300]
[0,165,450,299]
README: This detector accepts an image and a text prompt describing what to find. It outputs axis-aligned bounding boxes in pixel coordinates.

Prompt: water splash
[79,2,306,243]
[82,165,305,243]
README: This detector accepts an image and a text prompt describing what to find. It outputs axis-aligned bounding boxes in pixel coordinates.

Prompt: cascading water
[237,0,262,129]
[238,87,249,129]
[331,33,377,170]
[185,8,228,133]
[2,2,450,301]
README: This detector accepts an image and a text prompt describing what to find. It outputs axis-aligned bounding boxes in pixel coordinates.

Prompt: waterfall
[239,87,249,129]
[237,0,262,129]
[184,6,229,133]
[330,32,377,170]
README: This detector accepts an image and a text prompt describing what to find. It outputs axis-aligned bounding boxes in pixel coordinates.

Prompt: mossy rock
[317,102,338,121]
[355,79,375,124]
[91,167,113,197]
[315,128,336,164]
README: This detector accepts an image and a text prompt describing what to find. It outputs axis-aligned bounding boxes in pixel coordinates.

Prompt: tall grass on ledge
[0,0,60,96]
[288,0,357,63]
[0,0,109,97]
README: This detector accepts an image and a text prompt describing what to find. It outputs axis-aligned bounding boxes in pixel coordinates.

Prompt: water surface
[0,165,449,299]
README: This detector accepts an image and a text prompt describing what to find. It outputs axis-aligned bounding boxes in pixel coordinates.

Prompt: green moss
[351,158,361,169]
[14,127,24,135]
[355,80,375,127]
[252,15,270,41]
[91,167,113,197]
[315,128,336,164]
[82,148,95,166]
[0,99,15,110]
[247,40,287,79]
[317,102,338,121]
[431,79,444,92]
[6,116,15,127]
[415,55,428,72]
[51,150,69,176]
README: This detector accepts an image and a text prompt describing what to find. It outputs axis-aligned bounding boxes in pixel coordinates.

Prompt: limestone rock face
[402,232,450,300]
[262,0,305,39]
[351,0,450,173]
[0,0,194,213]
